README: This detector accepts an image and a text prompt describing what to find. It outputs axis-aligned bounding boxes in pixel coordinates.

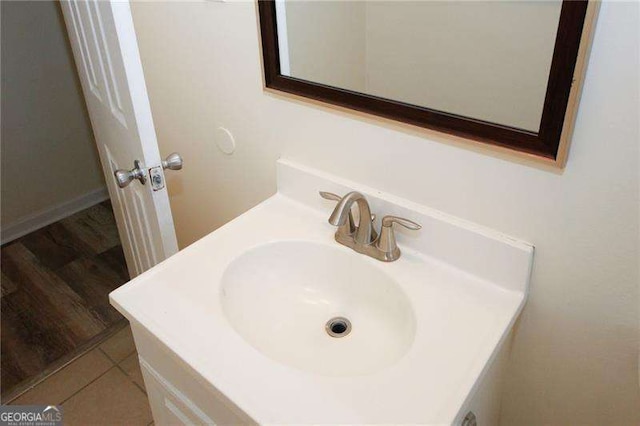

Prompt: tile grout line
[100,346,147,396]
[114,362,147,396]
[98,347,119,365]
[56,346,128,406]
[57,364,118,406]
[57,347,142,407]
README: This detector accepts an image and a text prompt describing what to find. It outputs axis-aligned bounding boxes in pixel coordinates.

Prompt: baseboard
[1,187,110,245]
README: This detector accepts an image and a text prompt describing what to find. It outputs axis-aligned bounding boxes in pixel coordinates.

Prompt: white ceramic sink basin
[221,240,416,376]
[110,159,533,424]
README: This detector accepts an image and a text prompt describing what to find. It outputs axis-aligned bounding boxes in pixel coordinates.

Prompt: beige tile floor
[10,325,154,426]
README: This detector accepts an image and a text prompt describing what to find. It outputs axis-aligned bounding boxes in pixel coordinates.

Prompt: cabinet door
[140,357,249,425]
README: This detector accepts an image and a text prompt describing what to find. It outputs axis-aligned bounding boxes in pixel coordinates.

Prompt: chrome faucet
[320,191,421,262]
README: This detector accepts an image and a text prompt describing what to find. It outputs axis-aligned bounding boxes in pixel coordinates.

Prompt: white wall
[130,1,639,424]
[1,1,105,228]
[284,1,366,92]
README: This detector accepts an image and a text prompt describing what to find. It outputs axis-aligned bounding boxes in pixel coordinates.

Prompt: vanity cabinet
[130,322,254,425]
[453,335,511,425]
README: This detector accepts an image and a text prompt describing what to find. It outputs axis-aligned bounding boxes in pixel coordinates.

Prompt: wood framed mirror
[258,0,598,167]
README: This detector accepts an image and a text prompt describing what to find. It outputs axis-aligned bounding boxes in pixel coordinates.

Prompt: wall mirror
[258,0,596,167]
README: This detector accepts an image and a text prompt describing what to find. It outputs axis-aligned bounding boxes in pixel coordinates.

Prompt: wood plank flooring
[1,200,130,399]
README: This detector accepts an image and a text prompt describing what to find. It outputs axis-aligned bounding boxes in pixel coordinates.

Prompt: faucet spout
[328,191,373,244]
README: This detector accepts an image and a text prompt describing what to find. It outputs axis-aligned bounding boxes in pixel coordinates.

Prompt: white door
[60,0,179,277]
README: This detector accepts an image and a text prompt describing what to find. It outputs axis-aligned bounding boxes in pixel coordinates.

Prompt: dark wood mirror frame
[258,0,598,167]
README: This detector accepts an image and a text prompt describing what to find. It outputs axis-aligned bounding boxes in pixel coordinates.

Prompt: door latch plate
[149,166,165,191]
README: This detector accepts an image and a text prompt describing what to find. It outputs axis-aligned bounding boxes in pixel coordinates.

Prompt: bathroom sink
[221,240,416,376]
[110,159,533,424]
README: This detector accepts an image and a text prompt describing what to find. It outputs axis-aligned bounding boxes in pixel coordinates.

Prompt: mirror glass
[275,0,563,132]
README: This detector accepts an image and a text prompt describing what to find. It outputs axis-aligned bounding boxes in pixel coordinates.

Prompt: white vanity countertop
[111,160,533,425]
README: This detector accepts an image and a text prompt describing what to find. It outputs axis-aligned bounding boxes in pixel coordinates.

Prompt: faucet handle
[381,215,421,230]
[376,215,421,261]
[320,192,376,220]
[319,191,355,235]
[319,191,341,202]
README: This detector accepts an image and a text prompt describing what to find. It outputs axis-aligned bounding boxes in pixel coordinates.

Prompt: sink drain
[325,317,352,338]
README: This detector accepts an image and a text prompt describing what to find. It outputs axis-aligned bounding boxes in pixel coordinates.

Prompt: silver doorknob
[162,152,183,171]
[114,160,146,188]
